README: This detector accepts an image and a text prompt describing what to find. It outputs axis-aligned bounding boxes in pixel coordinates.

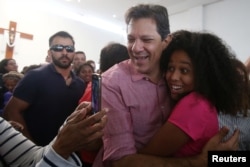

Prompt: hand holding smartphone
[91,73,102,114]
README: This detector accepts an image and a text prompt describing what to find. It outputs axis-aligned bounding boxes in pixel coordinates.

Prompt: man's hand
[203,126,239,152]
[52,102,108,159]
[193,126,240,167]
[8,120,24,132]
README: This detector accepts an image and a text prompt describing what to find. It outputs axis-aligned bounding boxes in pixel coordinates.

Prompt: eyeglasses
[50,45,75,53]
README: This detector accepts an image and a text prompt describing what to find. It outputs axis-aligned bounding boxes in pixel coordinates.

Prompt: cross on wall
[0,21,33,59]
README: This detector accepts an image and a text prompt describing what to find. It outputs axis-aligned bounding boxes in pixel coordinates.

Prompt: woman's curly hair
[160,30,245,115]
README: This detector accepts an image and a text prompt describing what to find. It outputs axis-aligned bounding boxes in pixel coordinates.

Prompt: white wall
[0,0,125,71]
[204,0,250,63]
[169,0,250,63]
[170,5,204,31]
[0,0,249,71]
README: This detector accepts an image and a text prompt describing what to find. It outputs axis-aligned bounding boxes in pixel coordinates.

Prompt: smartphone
[91,73,102,114]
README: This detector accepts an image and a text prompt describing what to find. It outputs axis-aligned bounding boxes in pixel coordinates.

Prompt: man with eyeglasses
[3,31,86,147]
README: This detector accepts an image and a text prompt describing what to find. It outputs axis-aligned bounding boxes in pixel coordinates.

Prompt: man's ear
[162,34,172,49]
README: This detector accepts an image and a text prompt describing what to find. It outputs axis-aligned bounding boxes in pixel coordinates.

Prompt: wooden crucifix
[0,21,33,59]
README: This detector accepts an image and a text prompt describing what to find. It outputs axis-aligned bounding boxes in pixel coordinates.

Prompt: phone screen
[91,73,102,114]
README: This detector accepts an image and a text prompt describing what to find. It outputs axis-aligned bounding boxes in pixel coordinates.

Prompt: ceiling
[48,0,222,27]
[6,0,222,34]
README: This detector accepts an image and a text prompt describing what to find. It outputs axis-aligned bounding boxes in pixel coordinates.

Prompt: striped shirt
[218,111,250,150]
[0,117,82,167]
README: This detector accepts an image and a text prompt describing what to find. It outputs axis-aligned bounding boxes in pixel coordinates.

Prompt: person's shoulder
[177,92,197,100]
[178,92,207,106]
[102,59,131,78]
[21,65,50,83]
[72,72,85,83]
[25,64,48,74]
[185,92,207,100]
[74,76,86,87]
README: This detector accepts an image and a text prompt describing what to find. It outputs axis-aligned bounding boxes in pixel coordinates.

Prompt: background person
[3,31,86,146]
[99,42,129,73]
[0,71,24,115]
[72,51,86,74]
[0,58,18,112]
[218,58,250,150]
[76,62,94,83]
[77,42,130,166]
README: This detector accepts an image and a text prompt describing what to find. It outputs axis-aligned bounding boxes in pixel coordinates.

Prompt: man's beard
[52,55,72,69]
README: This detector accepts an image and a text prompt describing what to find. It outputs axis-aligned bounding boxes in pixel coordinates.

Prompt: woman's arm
[113,127,239,167]
[139,122,190,156]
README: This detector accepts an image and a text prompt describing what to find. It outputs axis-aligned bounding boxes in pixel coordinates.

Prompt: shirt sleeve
[13,70,40,103]
[168,92,218,141]
[35,145,81,167]
[0,117,82,167]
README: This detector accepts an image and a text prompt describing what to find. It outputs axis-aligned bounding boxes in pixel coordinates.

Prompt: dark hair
[161,30,243,115]
[86,60,96,69]
[125,4,170,40]
[49,31,75,46]
[231,58,250,115]
[21,64,42,75]
[3,71,24,81]
[100,42,129,72]
[0,58,14,74]
[75,51,85,55]
[76,62,94,76]
[86,60,95,64]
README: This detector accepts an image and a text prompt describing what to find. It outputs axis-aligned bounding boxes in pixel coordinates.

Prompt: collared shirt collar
[128,59,165,85]
[48,63,76,80]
